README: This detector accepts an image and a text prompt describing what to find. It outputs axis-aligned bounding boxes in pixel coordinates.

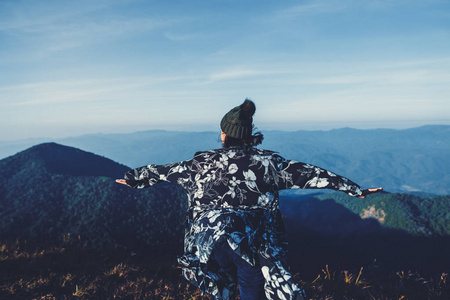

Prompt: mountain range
[1,125,449,194]
[0,142,449,274]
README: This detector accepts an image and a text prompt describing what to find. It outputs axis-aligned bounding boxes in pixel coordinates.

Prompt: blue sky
[1,0,449,140]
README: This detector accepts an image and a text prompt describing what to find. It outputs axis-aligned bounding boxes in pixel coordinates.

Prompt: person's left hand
[360,187,383,198]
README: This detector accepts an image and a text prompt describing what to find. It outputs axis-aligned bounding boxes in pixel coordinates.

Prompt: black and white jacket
[124,146,363,300]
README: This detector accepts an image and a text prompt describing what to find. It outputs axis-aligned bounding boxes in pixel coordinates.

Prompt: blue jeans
[212,241,265,300]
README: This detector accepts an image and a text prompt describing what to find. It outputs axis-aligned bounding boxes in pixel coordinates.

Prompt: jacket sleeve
[124,160,191,189]
[274,155,363,197]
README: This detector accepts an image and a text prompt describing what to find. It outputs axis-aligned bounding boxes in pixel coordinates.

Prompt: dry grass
[299,266,449,300]
[1,239,449,299]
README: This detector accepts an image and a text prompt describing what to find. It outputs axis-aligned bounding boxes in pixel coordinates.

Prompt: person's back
[188,147,279,207]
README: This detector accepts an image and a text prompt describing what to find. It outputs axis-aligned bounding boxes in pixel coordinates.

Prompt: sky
[1,0,449,141]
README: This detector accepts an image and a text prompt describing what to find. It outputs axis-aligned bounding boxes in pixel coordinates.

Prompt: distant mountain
[0,142,130,179]
[0,131,220,167]
[264,125,450,195]
[1,125,448,194]
[0,143,187,248]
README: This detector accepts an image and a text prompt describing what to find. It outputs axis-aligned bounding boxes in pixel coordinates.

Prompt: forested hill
[280,191,450,237]
[0,143,187,248]
[1,125,448,194]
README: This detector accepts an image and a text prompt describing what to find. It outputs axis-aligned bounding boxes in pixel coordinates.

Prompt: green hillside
[313,192,450,236]
[0,143,187,249]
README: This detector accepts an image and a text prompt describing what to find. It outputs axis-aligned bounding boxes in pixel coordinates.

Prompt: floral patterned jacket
[124,146,363,300]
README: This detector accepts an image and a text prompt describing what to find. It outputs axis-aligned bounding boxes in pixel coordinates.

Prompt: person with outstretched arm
[116,99,382,300]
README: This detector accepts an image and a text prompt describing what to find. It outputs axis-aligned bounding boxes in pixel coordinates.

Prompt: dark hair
[223,126,264,148]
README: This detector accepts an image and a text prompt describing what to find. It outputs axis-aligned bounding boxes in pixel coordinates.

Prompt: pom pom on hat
[220,99,255,139]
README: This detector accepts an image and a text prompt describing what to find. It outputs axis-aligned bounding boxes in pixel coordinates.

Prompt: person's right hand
[360,187,383,198]
[115,179,129,186]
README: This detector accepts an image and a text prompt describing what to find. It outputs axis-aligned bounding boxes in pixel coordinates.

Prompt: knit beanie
[220,99,255,139]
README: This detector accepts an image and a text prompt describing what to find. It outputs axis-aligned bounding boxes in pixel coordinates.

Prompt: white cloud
[0,0,109,31]
[0,75,202,106]
[259,0,352,23]
[205,67,281,82]
[303,69,450,85]
[164,32,198,41]
[276,1,340,17]
[0,1,187,55]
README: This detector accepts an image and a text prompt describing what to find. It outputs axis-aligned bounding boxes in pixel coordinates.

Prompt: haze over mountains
[1,125,449,194]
